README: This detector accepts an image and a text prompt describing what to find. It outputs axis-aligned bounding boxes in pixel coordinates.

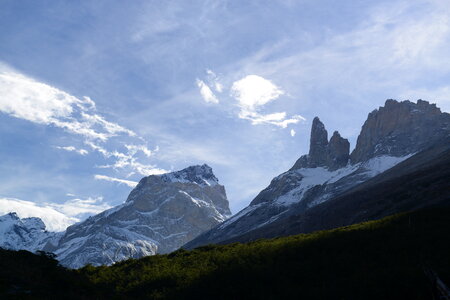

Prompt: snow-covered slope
[45,164,231,269]
[0,212,60,252]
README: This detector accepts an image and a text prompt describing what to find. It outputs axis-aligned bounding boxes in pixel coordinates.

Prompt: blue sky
[1,0,449,231]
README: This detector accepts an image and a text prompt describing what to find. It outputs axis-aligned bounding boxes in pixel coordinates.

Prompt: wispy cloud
[206,69,223,93]
[230,75,305,128]
[94,174,138,188]
[55,146,88,156]
[0,63,166,183]
[196,79,219,104]
[86,141,167,176]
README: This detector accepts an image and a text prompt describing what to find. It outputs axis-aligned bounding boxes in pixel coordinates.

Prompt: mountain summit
[351,99,449,163]
[185,99,450,249]
[44,164,231,268]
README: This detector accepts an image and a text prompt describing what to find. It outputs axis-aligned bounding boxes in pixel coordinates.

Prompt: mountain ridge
[185,99,450,249]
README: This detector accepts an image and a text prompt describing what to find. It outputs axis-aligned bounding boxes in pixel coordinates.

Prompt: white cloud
[196,79,219,104]
[125,144,154,157]
[0,66,135,141]
[46,196,111,219]
[238,111,305,128]
[0,71,78,124]
[231,75,284,109]
[86,141,167,176]
[80,112,136,137]
[0,197,78,232]
[290,129,296,137]
[0,65,165,182]
[230,75,304,128]
[94,174,138,188]
[0,196,114,231]
[55,146,88,155]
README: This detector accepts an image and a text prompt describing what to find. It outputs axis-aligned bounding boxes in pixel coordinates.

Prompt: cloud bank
[0,197,78,232]
[0,195,115,232]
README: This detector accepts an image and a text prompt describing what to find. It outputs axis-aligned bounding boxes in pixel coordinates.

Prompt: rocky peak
[50,164,232,268]
[308,117,329,167]
[327,131,350,170]
[0,212,19,221]
[291,118,350,170]
[160,164,218,187]
[127,164,222,206]
[0,212,54,252]
[350,99,450,163]
[0,212,46,231]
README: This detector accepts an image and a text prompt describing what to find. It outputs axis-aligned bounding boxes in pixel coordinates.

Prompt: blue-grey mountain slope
[185,99,450,249]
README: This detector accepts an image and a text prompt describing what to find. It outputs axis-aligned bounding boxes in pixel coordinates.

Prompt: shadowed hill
[208,141,450,244]
[2,208,450,299]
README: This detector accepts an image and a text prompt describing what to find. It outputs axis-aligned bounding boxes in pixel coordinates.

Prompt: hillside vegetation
[2,207,450,299]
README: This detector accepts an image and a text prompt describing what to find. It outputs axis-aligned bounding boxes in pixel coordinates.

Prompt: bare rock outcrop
[291,118,350,170]
[308,117,329,167]
[327,131,350,170]
[350,99,450,163]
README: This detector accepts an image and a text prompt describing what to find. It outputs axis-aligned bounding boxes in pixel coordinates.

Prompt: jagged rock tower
[292,117,350,170]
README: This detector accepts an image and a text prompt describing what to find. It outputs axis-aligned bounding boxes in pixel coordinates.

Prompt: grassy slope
[1,208,449,299]
[80,207,450,299]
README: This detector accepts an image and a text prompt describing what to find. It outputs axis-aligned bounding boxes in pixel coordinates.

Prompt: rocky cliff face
[185,99,450,250]
[327,131,350,170]
[46,164,231,269]
[308,117,329,167]
[0,212,59,252]
[351,99,449,163]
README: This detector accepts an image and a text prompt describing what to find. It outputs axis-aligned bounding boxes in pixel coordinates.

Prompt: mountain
[0,212,60,252]
[44,164,231,269]
[185,99,450,249]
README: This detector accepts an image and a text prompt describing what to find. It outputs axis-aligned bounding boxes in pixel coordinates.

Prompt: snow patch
[275,155,412,206]
[276,164,359,205]
[361,154,413,177]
